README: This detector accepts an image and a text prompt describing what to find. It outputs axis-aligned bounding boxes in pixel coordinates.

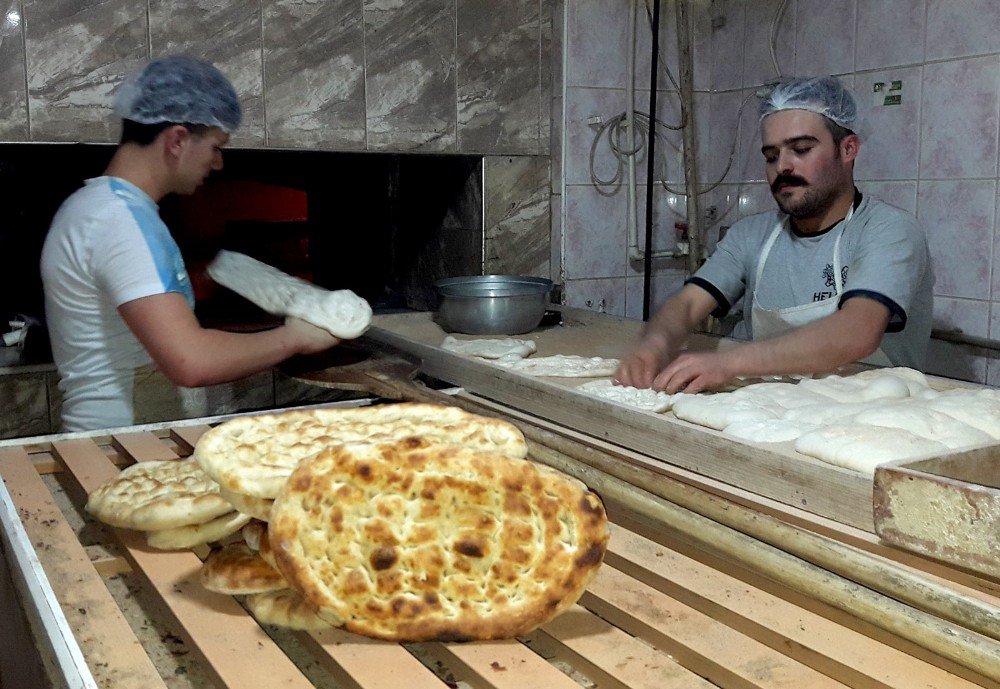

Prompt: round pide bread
[269,437,609,642]
[193,403,528,499]
[86,459,233,531]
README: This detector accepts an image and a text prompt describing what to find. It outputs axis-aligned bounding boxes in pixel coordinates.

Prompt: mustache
[771,175,808,193]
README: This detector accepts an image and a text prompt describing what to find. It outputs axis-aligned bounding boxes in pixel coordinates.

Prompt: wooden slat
[83,545,132,577]
[425,638,583,689]
[170,425,212,456]
[606,523,981,689]
[537,604,716,689]
[303,628,446,689]
[51,439,316,689]
[584,564,849,689]
[110,432,178,463]
[0,447,166,688]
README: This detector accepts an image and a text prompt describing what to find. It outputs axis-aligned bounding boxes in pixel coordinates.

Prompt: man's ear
[160,125,190,158]
[840,133,860,163]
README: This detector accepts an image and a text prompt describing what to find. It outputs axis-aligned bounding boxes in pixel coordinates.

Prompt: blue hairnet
[113,56,242,133]
[759,76,859,133]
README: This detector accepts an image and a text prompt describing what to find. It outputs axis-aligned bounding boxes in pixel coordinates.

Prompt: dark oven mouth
[0,144,484,363]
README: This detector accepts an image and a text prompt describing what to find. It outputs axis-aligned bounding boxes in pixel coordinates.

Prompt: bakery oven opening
[0,144,483,365]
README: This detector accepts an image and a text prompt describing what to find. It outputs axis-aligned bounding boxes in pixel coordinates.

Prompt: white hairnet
[759,76,860,134]
[113,55,242,133]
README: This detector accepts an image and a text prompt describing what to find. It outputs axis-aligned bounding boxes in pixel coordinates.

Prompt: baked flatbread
[269,437,609,642]
[219,486,274,522]
[243,521,278,569]
[86,459,233,531]
[208,250,372,339]
[194,403,528,499]
[200,543,287,594]
[146,511,251,550]
[246,589,332,630]
[441,335,536,359]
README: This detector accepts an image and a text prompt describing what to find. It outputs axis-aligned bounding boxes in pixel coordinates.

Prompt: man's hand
[284,317,340,355]
[652,351,737,394]
[614,340,672,389]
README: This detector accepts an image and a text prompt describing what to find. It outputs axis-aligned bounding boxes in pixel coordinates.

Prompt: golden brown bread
[269,437,609,642]
[193,403,528,498]
[246,589,332,630]
[200,543,287,594]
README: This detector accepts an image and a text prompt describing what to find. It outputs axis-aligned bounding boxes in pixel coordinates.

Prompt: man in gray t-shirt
[616,76,934,393]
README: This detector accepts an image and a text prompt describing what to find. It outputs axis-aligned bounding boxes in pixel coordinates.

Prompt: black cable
[643,0,660,321]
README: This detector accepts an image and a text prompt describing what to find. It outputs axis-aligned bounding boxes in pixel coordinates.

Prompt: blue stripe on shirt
[108,178,195,307]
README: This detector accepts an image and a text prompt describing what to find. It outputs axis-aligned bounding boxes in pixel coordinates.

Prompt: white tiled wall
[556,0,1000,383]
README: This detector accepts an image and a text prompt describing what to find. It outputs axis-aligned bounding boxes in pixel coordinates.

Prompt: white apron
[750,206,891,367]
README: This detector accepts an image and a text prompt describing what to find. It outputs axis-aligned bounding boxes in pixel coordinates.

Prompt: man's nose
[776,150,794,174]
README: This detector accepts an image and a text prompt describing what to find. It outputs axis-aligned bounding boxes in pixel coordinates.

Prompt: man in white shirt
[41,56,338,431]
[615,76,933,393]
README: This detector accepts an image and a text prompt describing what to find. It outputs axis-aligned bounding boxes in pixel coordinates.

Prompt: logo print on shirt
[815,264,849,302]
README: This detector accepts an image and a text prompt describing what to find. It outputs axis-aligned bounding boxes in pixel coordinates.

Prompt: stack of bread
[86,402,610,642]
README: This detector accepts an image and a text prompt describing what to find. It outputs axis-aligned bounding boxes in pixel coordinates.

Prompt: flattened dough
[441,335,536,359]
[492,354,619,378]
[672,393,782,431]
[723,418,817,443]
[575,379,674,412]
[850,403,992,450]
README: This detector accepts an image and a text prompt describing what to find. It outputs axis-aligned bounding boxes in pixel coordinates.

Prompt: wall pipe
[642,0,661,320]
[674,0,701,276]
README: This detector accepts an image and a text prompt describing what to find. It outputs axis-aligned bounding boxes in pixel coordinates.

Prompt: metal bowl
[435,275,553,335]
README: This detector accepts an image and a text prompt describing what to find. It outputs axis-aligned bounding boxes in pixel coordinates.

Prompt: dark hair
[119,119,213,146]
[822,117,855,147]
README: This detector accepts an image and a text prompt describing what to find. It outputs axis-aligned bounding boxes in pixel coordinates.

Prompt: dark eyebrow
[761,135,821,155]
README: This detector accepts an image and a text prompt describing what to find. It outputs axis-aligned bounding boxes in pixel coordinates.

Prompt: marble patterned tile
[457,0,539,153]
[862,181,917,214]
[625,271,686,321]
[854,67,921,182]
[919,56,1000,180]
[793,0,855,77]
[925,296,990,384]
[0,3,28,140]
[23,0,147,142]
[550,193,563,282]
[742,0,794,89]
[564,277,626,317]
[855,0,925,70]
[46,370,63,432]
[550,94,563,193]
[364,0,456,152]
[917,180,995,300]
[539,0,553,153]
[926,0,1000,61]
[565,0,627,89]
[0,371,49,439]
[564,183,627,279]
[263,0,365,150]
[149,0,264,146]
[483,156,550,278]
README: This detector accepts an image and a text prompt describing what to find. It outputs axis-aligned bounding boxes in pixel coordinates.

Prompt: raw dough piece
[794,424,948,475]
[921,391,1000,439]
[849,403,992,450]
[146,511,251,550]
[732,382,838,410]
[208,250,372,339]
[441,335,536,359]
[86,459,233,531]
[575,379,674,413]
[797,373,913,403]
[492,354,619,378]
[723,418,817,443]
[781,400,884,426]
[672,393,782,431]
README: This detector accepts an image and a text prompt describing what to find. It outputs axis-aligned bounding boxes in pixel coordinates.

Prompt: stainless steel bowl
[435,275,553,335]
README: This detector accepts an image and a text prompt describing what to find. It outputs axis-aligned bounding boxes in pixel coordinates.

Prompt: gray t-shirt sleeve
[838,205,930,331]
[686,218,762,317]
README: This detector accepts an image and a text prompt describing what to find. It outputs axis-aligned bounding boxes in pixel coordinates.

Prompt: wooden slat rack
[1,411,998,689]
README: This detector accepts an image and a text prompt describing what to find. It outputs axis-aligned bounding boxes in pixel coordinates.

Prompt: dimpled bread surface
[269,437,609,642]
[86,459,234,531]
[200,543,288,594]
[193,403,528,499]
